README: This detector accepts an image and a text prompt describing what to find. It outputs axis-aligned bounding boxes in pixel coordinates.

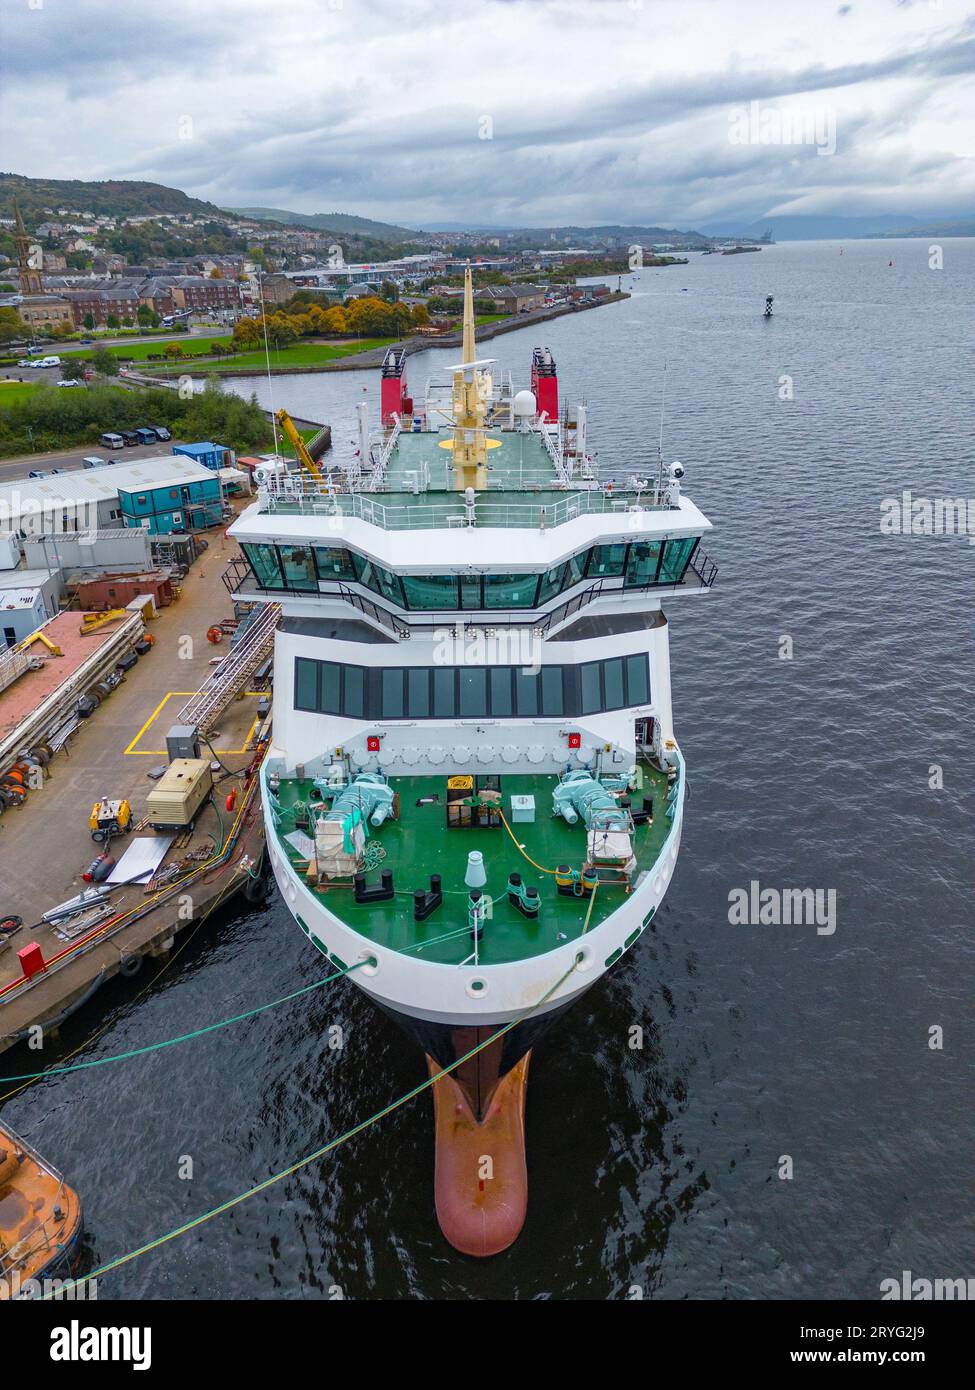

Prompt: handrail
[689,547,718,588]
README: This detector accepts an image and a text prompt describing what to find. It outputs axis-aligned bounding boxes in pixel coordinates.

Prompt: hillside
[227,206,420,242]
[0,173,225,223]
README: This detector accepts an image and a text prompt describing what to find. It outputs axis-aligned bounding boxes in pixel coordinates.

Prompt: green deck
[385,426,557,491]
[273,766,671,966]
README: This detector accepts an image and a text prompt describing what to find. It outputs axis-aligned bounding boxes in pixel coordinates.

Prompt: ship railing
[258,484,676,530]
[689,547,719,588]
[371,416,403,488]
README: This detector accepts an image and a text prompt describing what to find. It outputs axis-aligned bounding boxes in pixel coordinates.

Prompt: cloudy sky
[2,0,973,228]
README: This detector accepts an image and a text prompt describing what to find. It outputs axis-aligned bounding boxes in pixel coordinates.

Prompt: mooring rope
[0,963,363,1084]
[43,959,579,1298]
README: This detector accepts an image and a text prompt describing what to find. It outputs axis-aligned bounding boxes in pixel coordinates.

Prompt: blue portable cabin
[116,458,224,536]
[172,440,231,472]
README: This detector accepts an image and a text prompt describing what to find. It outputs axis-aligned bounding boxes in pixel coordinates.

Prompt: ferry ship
[228,270,716,1254]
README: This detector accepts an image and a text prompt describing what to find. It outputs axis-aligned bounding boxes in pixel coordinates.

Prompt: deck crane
[275,408,328,483]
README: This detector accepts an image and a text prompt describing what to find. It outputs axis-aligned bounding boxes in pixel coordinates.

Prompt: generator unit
[165,723,201,762]
[146,757,213,831]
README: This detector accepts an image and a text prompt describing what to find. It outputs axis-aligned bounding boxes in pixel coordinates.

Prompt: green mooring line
[0,963,363,1083]
[42,960,579,1298]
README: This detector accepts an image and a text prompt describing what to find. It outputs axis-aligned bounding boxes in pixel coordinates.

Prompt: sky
[1,0,974,229]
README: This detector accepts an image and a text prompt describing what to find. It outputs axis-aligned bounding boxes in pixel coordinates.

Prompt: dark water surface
[4,240,973,1299]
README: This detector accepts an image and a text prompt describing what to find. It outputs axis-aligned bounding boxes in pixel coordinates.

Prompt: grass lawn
[0,380,40,408]
[61,336,232,362]
[141,338,394,375]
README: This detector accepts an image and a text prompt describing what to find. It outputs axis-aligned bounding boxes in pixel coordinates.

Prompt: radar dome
[513,389,537,417]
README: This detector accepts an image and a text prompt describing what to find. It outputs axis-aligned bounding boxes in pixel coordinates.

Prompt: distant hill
[227,206,420,242]
[424,221,711,246]
[0,173,226,223]
[874,216,975,239]
[699,213,941,241]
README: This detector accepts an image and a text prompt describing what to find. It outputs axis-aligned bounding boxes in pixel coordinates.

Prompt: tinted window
[489,667,512,716]
[603,657,624,708]
[484,574,536,608]
[381,669,405,718]
[321,663,341,714]
[626,654,649,705]
[408,668,430,715]
[541,667,564,715]
[580,662,601,714]
[514,669,538,716]
[295,657,318,711]
[433,668,455,717]
[344,665,364,717]
[458,667,487,715]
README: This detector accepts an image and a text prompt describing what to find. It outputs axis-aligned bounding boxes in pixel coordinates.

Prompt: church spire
[13,199,44,296]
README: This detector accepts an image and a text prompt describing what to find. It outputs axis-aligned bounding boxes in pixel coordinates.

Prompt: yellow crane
[14,628,62,657]
[79,608,128,635]
[275,408,325,483]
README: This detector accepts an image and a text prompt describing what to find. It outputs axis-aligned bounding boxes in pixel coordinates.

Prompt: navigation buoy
[763,295,774,318]
[888,259,893,267]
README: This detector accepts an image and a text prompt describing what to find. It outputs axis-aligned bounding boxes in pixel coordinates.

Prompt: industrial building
[0,567,63,647]
[0,456,223,537]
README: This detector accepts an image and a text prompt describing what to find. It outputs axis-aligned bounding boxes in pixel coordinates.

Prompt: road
[0,438,188,484]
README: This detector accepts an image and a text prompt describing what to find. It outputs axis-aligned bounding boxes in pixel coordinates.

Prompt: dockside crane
[275,408,327,483]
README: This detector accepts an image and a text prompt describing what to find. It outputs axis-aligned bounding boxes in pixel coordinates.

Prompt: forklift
[89,797,133,843]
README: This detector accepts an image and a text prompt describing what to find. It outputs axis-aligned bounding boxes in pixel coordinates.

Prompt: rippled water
[5,240,973,1299]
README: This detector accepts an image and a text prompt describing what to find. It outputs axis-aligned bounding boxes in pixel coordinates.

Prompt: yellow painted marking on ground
[125,691,265,755]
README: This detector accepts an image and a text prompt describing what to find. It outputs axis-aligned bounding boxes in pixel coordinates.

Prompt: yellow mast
[450,265,488,490]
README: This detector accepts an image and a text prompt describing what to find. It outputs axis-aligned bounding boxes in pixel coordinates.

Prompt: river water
[4,239,973,1299]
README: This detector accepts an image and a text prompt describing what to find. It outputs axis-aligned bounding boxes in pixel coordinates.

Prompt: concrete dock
[0,523,269,1055]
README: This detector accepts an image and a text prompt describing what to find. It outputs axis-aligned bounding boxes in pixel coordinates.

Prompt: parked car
[135,428,157,445]
[100,432,124,449]
[149,425,171,441]
[82,455,107,468]
[28,469,49,479]
[57,378,84,388]
[120,430,140,446]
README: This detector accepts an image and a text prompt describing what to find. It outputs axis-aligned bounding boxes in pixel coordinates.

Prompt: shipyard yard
[0,538,268,1050]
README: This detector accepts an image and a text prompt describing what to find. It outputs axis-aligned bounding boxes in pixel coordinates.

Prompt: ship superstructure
[228,269,716,1253]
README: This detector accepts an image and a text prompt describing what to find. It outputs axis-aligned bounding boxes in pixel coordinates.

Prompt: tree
[60,358,86,381]
[137,304,153,328]
[322,305,348,336]
[0,307,24,344]
[106,313,120,330]
[83,313,96,331]
[232,317,261,351]
[380,279,398,303]
[91,347,120,376]
[209,267,224,279]
[410,302,431,327]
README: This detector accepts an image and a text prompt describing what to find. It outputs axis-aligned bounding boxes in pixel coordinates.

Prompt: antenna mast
[656,360,667,498]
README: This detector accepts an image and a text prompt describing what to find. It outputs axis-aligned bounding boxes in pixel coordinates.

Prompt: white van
[82,456,108,468]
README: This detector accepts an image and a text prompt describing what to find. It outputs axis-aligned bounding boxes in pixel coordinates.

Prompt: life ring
[206,625,224,644]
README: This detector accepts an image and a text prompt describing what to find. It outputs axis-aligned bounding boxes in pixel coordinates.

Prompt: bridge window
[624,540,662,587]
[293,655,651,720]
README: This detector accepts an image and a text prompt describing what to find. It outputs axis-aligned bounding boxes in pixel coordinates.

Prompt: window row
[242,536,700,610]
[294,653,651,721]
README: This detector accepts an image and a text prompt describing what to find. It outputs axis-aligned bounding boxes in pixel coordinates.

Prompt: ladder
[176,603,280,734]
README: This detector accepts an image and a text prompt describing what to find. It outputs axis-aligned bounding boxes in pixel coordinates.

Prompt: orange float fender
[206,625,223,644]
[225,790,237,813]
